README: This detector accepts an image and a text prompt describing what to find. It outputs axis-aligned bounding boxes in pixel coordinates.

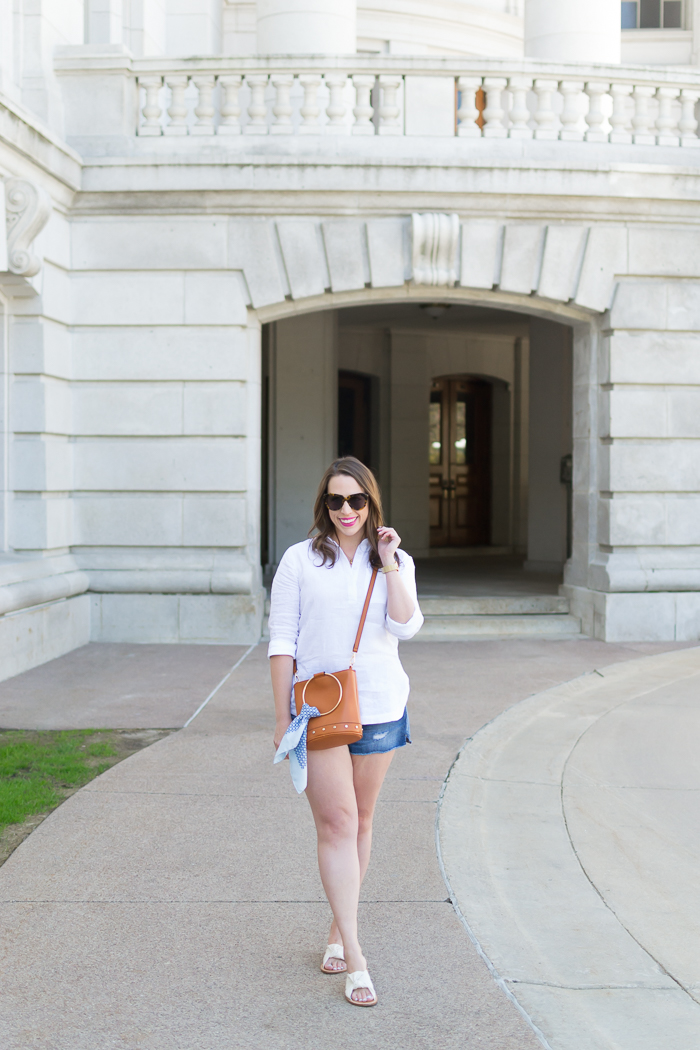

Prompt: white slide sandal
[344,969,377,1007]
[321,943,346,973]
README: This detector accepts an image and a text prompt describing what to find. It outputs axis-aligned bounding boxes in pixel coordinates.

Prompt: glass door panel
[430,377,491,547]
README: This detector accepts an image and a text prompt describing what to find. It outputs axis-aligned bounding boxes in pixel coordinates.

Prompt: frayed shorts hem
[348,708,411,755]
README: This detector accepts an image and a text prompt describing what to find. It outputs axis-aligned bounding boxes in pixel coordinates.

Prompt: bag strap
[352,568,378,656]
[293,567,378,678]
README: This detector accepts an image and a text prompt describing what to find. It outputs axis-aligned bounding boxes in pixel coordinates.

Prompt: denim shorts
[348,707,411,756]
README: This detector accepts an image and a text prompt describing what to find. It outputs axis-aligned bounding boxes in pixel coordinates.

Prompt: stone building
[2,0,700,678]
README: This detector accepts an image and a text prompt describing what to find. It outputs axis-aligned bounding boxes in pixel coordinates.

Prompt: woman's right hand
[274,718,292,751]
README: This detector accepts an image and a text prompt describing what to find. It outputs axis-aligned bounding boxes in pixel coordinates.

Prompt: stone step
[416,613,582,641]
[262,593,582,641]
[263,595,568,617]
[419,595,569,616]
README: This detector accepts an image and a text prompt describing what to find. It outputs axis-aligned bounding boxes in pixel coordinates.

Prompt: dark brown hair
[310,457,385,570]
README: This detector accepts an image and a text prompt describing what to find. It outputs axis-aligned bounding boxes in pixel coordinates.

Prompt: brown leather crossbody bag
[293,568,378,751]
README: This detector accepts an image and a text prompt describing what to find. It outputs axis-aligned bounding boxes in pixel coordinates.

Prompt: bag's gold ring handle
[301,672,343,716]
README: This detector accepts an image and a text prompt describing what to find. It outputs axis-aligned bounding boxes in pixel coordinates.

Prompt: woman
[269,456,423,1008]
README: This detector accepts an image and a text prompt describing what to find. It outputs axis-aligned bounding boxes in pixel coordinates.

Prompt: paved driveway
[0,639,691,1049]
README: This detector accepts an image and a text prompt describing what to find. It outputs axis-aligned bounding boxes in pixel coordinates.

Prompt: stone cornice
[53,50,700,84]
[0,90,82,194]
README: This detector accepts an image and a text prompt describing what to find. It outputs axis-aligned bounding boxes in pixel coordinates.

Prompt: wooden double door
[429,377,492,547]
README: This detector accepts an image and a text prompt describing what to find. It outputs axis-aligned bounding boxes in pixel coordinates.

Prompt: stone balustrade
[112,56,700,146]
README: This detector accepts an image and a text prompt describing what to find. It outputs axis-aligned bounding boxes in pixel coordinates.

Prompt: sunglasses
[325,492,370,512]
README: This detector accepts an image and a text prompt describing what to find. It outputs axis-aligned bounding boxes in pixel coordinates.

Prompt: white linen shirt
[267,538,424,725]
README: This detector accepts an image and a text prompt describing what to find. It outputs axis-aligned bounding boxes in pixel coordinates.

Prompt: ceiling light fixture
[420,303,451,320]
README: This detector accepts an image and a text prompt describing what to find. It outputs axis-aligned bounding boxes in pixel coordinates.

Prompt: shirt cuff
[385,605,424,640]
[267,639,297,658]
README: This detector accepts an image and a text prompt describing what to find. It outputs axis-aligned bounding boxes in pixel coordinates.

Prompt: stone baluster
[299,75,322,134]
[456,77,482,137]
[609,83,633,143]
[164,75,189,136]
[482,77,507,138]
[559,80,584,140]
[584,81,609,141]
[218,75,242,135]
[271,74,294,134]
[378,75,403,135]
[325,75,350,134]
[245,74,269,135]
[632,84,656,145]
[532,78,558,139]
[191,75,215,135]
[507,76,533,138]
[655,86,680,146]
[138,76,163,136]
[352,75,375,135]
[679,89,700,147]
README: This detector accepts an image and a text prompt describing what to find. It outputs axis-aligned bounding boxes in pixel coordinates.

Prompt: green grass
[0,730,118,834]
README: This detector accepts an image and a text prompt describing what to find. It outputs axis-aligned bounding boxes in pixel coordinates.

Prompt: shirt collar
[329,537,370,550]
[329,533,371,558]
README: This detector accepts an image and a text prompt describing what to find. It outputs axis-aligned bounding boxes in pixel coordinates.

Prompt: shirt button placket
[348,547,358,603]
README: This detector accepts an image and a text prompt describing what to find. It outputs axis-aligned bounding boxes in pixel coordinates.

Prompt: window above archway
[621,0,683,28]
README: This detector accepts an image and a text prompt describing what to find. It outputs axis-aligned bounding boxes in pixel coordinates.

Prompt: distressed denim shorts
[348,707,411,755]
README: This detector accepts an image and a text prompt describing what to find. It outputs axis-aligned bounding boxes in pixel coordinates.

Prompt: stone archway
[241,211,615,595]
[257,291,586,607]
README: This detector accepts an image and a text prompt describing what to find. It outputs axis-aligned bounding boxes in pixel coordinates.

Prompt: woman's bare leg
[326,751,394,985]
[353,750,395,880]
[305,746,369,995]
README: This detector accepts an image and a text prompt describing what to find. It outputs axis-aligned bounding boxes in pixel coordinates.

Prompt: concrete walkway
[440,645,700,1050]
[0,642,249,729]
[0,639,694,1049]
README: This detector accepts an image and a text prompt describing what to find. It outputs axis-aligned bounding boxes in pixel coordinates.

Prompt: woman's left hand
[377,526,401,565]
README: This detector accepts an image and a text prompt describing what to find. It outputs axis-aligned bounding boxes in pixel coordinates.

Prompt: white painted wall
[524,0,621,63]
[0,0,20,100]
[124,0,167,55]
[87,0,123,44]
[357,0,523,57]
[257,0,356,54]
[269,312,338,563]
[225,0,524,57]
[622,30,693,66]
[167,0,221,55]
[20,0,84,130]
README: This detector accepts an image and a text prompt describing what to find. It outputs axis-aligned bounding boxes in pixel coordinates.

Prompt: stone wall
[5,106,700,658]
[565,261,700,641]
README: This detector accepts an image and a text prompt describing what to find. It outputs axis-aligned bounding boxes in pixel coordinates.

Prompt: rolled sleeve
[386,603,424,640]
[267,548,301,660]
[267,637,298,658]
[384,552,424,640]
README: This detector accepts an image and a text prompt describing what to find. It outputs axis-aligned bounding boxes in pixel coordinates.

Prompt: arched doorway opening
[260,297,576,633]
